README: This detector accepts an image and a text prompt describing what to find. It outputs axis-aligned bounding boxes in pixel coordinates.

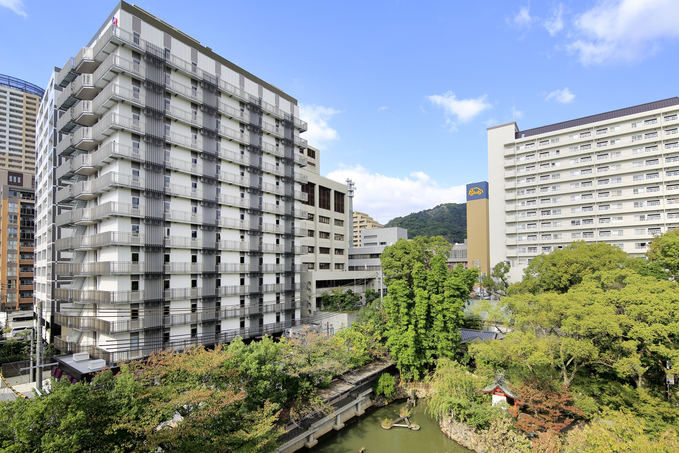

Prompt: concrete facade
[466,181,490,276]
[0,170,35,319]
[488,98,679,282]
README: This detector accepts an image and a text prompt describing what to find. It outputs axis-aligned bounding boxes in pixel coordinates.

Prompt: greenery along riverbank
[2,233,677,452]
[0,325,390,452]
[425,233,679,452]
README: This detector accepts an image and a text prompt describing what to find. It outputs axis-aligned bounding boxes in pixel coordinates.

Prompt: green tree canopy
[381,236,477,380]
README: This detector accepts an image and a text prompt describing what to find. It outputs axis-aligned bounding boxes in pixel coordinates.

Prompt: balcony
[92,82,145,116]
[293,135,308,148]
[72,73,99,100]
[56,171,144,204]
[72,126,96,151]
[75,46,98,73]
[92,112,144,142]
[294,154,308,166]
[262,162,284,177]
[57,108,79,134]
[56,201,143,227]
[56,231,151,252]
[92,26,147,62]
[53,313,95,332]
[294,172,308,184]
[166,104,202,127]
[294,190,309,202]
[56,83,79,111]
[93,53,145,89]
[218,101,249,123]
[218,125,249,146]
[165,78,202,103]
[261,120,285,139]
[56,57,77,87]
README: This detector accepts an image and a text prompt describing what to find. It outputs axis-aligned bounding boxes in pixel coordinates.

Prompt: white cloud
[484,117,498,127]
[377,106,388,112]
[512,5,534,28]
[427,92,491,130]
[299,104,340,150]
[544,3,564,36]
[326,164,466,224]
[0,0,26,17]
[568,0,679,65]
[545,87,575,104]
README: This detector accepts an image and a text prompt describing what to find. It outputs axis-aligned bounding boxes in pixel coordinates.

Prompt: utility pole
[29,326,34,383]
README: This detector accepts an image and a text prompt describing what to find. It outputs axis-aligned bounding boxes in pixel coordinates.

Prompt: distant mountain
[384,203,466,243]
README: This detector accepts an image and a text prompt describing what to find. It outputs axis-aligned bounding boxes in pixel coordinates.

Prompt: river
[307,400,472,453]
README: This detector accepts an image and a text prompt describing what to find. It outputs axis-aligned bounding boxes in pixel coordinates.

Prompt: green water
[307,401,472,453]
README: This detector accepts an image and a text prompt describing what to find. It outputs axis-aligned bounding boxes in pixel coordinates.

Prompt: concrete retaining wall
[277,389,374,453]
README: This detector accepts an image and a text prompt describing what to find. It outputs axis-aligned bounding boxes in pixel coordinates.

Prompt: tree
[481,261,512,298]
[320,288,361,311]
[564,409,679,453]
[427,358,497,430]
[381,237,477,380]
[0,375,139,453]
[509,377,584,435]
[114,346,281,453]
[647,228,679,280]
[510,241,630,295]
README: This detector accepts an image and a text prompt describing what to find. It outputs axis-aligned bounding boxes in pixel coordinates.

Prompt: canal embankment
[276,361,394,453]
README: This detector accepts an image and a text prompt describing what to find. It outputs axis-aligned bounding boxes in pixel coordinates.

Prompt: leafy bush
[427,358,498,430]
[374,373,396,400]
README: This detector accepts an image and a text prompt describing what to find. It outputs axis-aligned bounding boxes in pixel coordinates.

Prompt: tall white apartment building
[41,2,308,365]
[35,68,71,341]
[489,98,679,282]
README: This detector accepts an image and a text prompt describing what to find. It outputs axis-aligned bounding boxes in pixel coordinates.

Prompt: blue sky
[3,0,679,223]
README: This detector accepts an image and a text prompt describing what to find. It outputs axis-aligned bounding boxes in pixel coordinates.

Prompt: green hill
[384,203,466,243]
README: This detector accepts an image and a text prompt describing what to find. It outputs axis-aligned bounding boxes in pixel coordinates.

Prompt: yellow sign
[468,187,484,196]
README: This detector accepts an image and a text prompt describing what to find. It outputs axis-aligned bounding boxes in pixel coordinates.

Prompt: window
[334,191,345,213]
[335,263,345,270]
[318,186,331,210]
[301,182,315,206]
[319,231,330,239]
[334,233,344,241]
[318,216,330,224]
[335,249,344,255]
[334,219,344,227]
[319,263,330,270]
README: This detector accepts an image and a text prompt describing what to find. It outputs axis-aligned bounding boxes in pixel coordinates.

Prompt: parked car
[7,327,31,339]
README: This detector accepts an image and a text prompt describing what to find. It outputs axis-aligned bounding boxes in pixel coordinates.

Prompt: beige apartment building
[352,211,382,247]
[0,75,42,174]
[488,98,679,282]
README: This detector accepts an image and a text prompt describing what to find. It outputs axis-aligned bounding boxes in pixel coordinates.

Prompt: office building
[488,98,679,282]
[0,74,42,173]
[298,146,355,313]
[0,170,35,321]
[42,1,308,364]
[352,210,382,247]
[447,240,468,269]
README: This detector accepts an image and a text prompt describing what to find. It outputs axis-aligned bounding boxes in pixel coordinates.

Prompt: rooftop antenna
[512,97,515,122]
